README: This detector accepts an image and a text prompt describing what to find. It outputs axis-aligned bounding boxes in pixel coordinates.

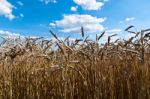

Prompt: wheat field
[0,26,150,99]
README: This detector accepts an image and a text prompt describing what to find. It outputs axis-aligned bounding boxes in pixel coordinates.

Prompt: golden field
[0,26,150,99]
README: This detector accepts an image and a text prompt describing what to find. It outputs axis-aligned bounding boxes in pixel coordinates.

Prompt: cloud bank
[50,14,106,33]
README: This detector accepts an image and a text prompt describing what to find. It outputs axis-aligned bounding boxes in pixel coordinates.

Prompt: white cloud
[70,6,78,12]
[119,21,123,24]
[119,17,135,24]
[40,0,57,4]
[50,14,106,33]
[98,29,122,42]
[73,0,104,10]
[17,1,23,6]
[125,17,135,21]
[0,0,15,20]
[105,29,136,41]
[106,29,122,33]
[20,13,24,17]
[0,30,22,39]
[49,23,56,27]
[104,0,109,2]
[50,37,76,43]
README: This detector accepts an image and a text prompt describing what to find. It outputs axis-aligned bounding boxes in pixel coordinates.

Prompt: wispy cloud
[0,0,15,20]
[119,17,135,24]
[40,0,57,4]
[20,13,24,17]
[73,0,104,10]
[17,1,23,6]
[106,29,122,33]
[103,0,109,2]
[50,14,106,33]
[125,17,135,21]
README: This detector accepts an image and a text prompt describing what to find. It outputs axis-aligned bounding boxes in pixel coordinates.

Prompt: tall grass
[0,26,150,99]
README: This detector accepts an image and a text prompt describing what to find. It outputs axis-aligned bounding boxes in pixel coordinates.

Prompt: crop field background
[0,26,150,99]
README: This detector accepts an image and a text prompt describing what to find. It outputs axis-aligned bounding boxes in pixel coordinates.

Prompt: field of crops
[0,26,150,99]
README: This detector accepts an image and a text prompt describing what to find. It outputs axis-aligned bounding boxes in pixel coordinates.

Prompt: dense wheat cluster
[0,26,150,99]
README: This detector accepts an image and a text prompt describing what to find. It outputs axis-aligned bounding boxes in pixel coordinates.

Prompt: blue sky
[0,0,150,39]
